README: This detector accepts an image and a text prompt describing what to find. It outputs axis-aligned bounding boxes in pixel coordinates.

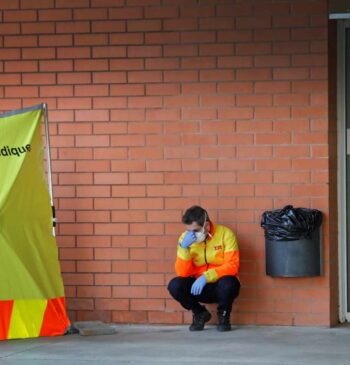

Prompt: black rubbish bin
[261,205,322,278]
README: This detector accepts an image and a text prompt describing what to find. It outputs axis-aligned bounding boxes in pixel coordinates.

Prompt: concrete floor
[1,324,350,365]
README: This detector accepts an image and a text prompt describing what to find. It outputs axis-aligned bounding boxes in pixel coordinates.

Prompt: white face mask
[194,229,206,243]
[194,212,207,243]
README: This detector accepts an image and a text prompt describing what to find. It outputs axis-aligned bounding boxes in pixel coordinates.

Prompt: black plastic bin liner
[261,205,322,241]
[261,205,323,277]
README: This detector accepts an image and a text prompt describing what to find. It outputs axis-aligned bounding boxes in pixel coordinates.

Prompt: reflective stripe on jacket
[175,223,239,283]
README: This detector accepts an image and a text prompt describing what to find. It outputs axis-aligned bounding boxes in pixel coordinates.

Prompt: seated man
[168,205,240,332]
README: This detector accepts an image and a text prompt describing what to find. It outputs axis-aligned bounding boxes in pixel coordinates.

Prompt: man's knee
[217,276,240,297]
[167,277,187,298]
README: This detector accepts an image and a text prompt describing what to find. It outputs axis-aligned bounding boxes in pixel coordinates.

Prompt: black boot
[217,310,231,332]
[189,309,212,331]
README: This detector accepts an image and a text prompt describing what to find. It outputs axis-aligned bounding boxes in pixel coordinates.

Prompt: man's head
[182,206,210,236]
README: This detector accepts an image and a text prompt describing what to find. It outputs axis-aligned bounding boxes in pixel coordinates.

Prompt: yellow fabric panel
[0,106,64,300]
[7,299,47,339]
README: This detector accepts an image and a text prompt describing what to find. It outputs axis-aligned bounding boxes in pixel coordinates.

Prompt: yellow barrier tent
[0,104,70,340]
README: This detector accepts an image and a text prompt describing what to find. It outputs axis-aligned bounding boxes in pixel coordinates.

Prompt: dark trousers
[167,275,240,314]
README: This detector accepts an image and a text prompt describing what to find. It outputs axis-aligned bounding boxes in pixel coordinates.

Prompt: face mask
[194,229,206,243]
[194,212,207,243]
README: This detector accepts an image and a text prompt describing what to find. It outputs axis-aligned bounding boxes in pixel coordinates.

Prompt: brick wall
[0,0,334,326]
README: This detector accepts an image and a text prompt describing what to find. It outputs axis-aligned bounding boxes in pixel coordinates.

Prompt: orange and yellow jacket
[175,222,239,283]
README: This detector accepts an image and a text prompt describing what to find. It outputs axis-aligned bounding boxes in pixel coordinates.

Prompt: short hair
[182,205,209,226]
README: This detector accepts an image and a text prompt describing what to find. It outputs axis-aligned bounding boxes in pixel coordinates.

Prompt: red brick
[75,60,108,72]
[39,60,73,71]
[22,73,55,85]
[3,10,37,21]
[218,82,253,94]
[218,30,252,43]
[128,71,162,83]
[110,84,144,96]
[0,23,20,34]
[236,16,271,29]
[163,18,197,31]
[273,41,309,54]
[91,20,125,33]
[181,5,215,17]
[92,97,127,110]
[145,6,177,18]
[164,70,198,82]
[202,17,232,32]
[110,135,144,147]
[57,98,92,110]
[93,46,126,58]
[130,197,164,209]
[237,94,272,106]
[201,44,234,56]
[0,74,20,85]
[237,171,279,184]
[292,106,327,118]
[147,185,181,197]
[128,96,162,108]
[113,286,147,298]
[109,7,143,19]
[146,58,180,70]
[254,29,290,42]
[110,33,144,45]
[39,9,72,21]
[74,34,108,46]
[147,109,181,121]
[145,32,180,44]
[146,83,180,95]
[20,0,54,9]
[56,21,90,34]
[255,1,290,15]
[274,145,310,158]
[94,198,128,210]
[128,172,163,184]
[130,273,164,286]
[292,80,327,92]
[112,311,147,324]
[112,210,146,223]
[93,147,127,160]
[5,86,38,98]
[76,210,110,223]
[94,173,128,185]
[75,110,109,122]
[131,299,164,311]
[22,22,55,34]
[0,41,18,55]
[218,56,253,69]
[77,186,110,198]
[273,15,309,28]
[218,107,253,120]
[77,286,112,298]
[164,44,197,57]
[128,20,161,32]
[256,133,291,144]
[75,85,109,97]
[4,35,37,47]
[73,8,107,20]
[95,223,129,235]
[256,159,291,170]
[274,171,310,183]
[4,60,37,72]
[39,35,73,47]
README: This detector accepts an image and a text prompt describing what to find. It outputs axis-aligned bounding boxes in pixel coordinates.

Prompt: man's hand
[180,231,196,249]
[191,275,207,296]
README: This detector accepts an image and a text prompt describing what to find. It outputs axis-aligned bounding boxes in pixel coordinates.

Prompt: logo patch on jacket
[214,245,222,251]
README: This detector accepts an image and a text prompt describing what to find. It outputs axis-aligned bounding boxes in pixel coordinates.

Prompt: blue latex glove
[191,275,207,296]
[180,231,196,249]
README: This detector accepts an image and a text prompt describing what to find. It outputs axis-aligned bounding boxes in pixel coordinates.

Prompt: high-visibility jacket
[175,222,239,283]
